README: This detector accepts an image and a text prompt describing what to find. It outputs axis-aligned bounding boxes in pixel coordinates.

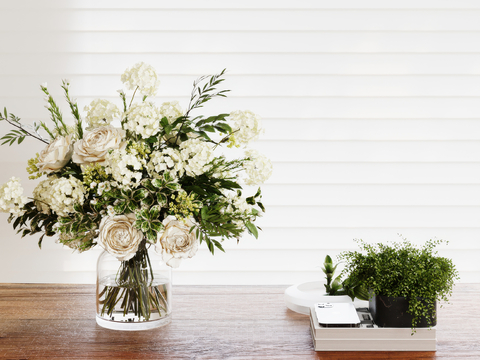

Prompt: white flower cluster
[105,148,146,188]
[148,148,184,179]
[179,138,214,177]
[83,99,121,130]
[0,177,27,215]
[123,102,160,139]
[121,62,160,97]
[221,190,255,216]
[33,176,86,216]
[227,110,263,148]
[159,101,183,123]
[243,149,273,186]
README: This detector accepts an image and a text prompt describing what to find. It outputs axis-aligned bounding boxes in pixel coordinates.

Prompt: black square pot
[369,294,437,328]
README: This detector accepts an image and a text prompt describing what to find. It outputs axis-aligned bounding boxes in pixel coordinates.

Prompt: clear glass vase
[96,241,172,330]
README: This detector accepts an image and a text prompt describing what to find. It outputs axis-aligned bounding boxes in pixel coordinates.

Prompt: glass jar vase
[96,241,172,330]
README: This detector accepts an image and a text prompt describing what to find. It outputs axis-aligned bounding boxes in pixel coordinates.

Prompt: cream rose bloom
[155,216,199,268]
[72,126,126,166]
[37,135,73,173]
[97,214,143,261]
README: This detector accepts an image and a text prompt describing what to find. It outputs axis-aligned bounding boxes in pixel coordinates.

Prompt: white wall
[0,0,479,284]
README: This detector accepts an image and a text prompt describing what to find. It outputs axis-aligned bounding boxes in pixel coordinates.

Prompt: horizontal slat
[259,206,480,228]
[254,140,480,162]
[0,137,477,164]
[2,53,480,75]
[4,95,480,119]
[269,162,480,184]
[3,9,480,31]
[5,118,480,141]
[261,184,480,206]
[263,119,480,140]
[6,116,480,141]
[1,162,479,187]
[6,75,480,98]
[5,225,479,251]
[3,32,480,54]
[4,0,480,10]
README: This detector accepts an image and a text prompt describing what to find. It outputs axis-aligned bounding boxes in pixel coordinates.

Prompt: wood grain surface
[0,283,478,359]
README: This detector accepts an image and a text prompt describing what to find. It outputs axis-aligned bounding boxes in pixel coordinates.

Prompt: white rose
[155,216,199,268]
[97,214,144,261]
[37,135,73,173]
[72,126,126,166]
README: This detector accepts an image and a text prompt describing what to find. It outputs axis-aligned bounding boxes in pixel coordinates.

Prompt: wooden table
[0,283,478,359]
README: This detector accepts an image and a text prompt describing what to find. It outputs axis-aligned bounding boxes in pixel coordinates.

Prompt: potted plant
[339,238,459,330]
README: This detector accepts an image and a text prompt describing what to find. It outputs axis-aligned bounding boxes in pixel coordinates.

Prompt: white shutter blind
[0,0,478,284]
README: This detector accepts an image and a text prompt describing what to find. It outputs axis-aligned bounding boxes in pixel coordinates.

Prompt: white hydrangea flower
[243,149,273,186]
[159,101,183,122]
[33,176,86,216]
[84,99,121,130]
[221,190,255,216]
[147,148,184,179]
[123,102,161,139]
[227,110,263,148]
[105,148,146,188]
[0,177,27,216]
[179,138,214,177]
[121,62,160,97]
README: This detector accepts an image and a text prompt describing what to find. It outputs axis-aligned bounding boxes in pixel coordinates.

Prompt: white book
[310,307,436,351]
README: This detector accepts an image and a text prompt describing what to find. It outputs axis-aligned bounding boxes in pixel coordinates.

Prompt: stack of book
[310,306,436,351]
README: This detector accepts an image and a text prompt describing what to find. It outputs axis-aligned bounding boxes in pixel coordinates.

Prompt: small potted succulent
[284,254,369,315]
[339,238,459,329]
[322,255,369,301]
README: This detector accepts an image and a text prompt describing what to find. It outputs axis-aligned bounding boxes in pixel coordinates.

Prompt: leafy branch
[185,69,229,118]
[0,108,49,145]
[40,83,69,137]
[61,79,83,139]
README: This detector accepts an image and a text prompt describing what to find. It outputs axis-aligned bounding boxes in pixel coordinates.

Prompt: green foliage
[8,200,58,248]
[339,238,460,329]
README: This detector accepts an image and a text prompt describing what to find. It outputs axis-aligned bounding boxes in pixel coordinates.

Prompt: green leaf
[257,202,265,212]
[201,206,208,221]
[215,123,232,133]
[157,193,167,206]
[150,205,162,219]
[133,188,148,201]
[165,182,180,191]
[200,125,215,132]
[114,201,128,214]
[38,234,45,249]
[160,117,169,128]
[245,221,258,239]
[152,179,164,188]
[212,240,225,252]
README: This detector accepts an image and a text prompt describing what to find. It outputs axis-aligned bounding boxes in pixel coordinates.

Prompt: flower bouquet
[0,63,272,329]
